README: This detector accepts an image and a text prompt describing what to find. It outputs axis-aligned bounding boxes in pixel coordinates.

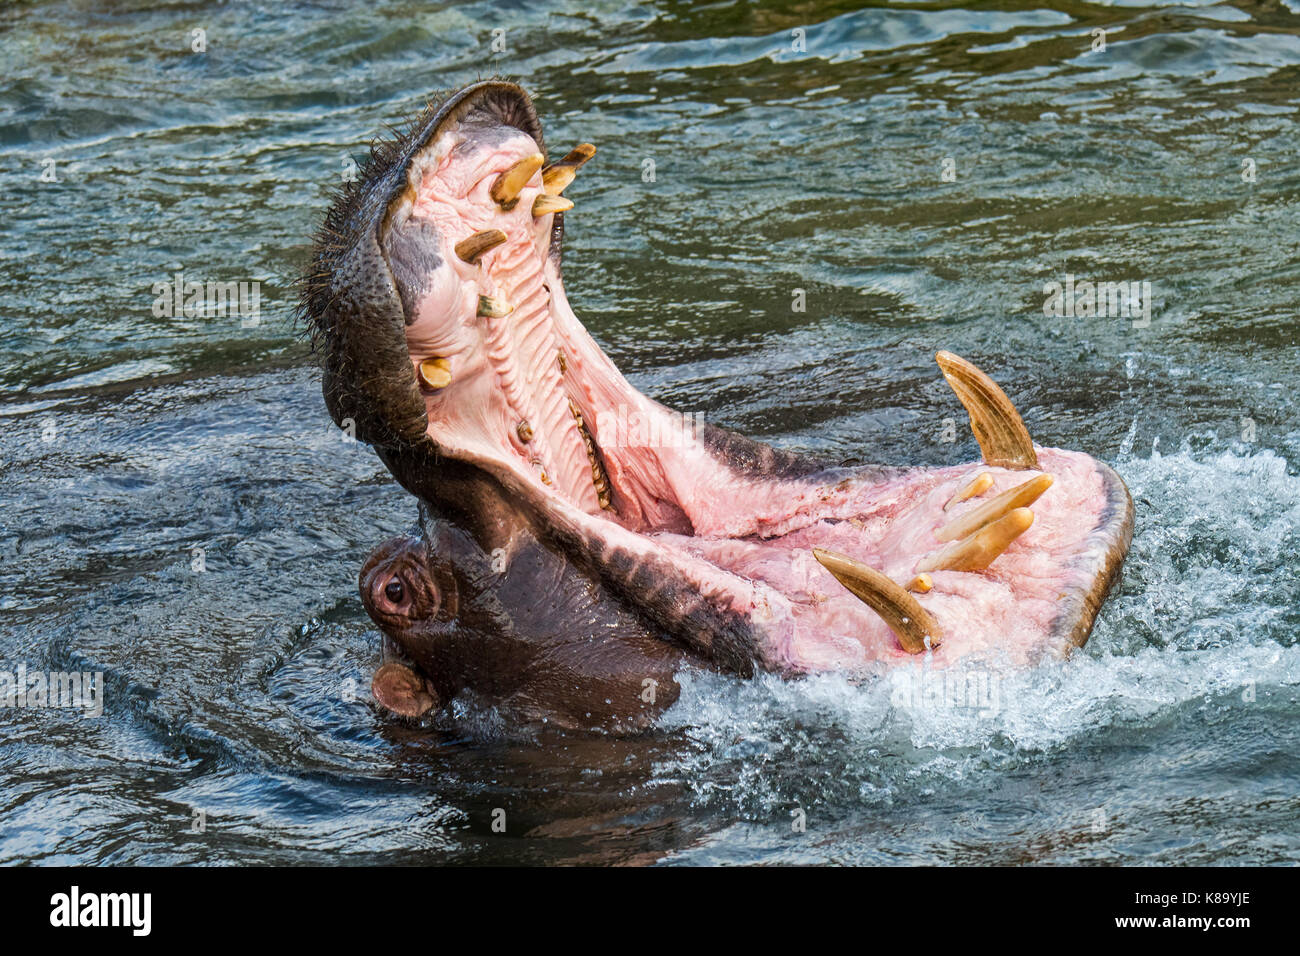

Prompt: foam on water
[657,444,1300,824]
[3,0,1298,865]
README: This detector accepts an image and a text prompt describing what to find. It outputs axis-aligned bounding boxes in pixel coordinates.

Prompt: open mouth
[303,80,1134,677]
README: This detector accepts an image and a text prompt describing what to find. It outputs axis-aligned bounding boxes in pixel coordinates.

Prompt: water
[1,0,1297,864]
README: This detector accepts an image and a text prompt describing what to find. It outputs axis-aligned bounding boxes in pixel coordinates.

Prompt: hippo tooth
[568,398,613,510]
[517,421,533,443]
[490,152,544,208]
[557,142,597,167]
[812,548,941,654]
[541,143,595,196]
[532,194,573,217]
[477,294,513,318]
[917,507,1035,574]
[906,573,933,593]
[542,166,576,195]
[454,228,508,264]
[417,357,452,390]
[944,471,993,511]
[936,473,1052,543]
[936,350,1039,470]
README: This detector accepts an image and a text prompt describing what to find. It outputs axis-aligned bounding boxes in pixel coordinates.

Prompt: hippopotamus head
[358,517,685,732]
[299,80,1133,728]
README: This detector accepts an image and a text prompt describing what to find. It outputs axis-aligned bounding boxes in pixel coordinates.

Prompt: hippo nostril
[384,578,405,604]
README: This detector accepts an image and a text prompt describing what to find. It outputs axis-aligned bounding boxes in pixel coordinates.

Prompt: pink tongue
[404,131,605,515]
[390,124,1124,675]
[643,447,1110,672]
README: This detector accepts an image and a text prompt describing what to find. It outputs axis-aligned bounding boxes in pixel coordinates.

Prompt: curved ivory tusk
[490,152,544,207]
[936,351,1038,470]
[936,473,1053,542]
[812,547,941,654]
[454,228,508,264]
[918,507,1034,573]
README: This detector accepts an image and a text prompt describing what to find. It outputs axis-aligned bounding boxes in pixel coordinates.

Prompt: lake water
[1,0,1298,864]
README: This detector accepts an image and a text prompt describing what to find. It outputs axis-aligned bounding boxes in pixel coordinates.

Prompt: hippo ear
[371,662,438,718]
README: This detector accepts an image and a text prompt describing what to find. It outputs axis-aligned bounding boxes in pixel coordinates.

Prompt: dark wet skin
[302,83,711,729]
[359,515,689,732]
[303,80,1132,733]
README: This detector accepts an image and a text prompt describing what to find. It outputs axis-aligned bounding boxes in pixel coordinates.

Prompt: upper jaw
[302,80,561,454]
[320,80,611,519]
[311,81,1136,674]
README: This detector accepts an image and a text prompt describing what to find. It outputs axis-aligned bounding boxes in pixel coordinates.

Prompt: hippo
[298,79,1133,732]
[359,512,689,731]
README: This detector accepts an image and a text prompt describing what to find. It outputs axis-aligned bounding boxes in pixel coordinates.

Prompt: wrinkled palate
[303,81,1133,696]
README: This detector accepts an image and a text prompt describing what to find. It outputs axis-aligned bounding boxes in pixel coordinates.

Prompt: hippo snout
[358,535,444,632]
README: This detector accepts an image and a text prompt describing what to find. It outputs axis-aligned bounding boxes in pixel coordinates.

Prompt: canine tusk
[918,508,1035,573]
[812,547,941,654]
[936,351,1038,469]
[936,473,1052,543]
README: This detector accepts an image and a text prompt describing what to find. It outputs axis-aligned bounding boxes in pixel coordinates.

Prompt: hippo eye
[384,578,405,604]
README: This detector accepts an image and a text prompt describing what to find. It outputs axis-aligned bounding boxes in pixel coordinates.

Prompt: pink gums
[393,129,1119,675]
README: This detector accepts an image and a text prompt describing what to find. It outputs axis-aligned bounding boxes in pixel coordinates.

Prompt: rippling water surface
[2,0,1298,865]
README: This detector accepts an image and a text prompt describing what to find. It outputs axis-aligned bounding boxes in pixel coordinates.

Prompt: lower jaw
[621,449,1125,672]
[467,417,1125,673]
[417,287,1130,673]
